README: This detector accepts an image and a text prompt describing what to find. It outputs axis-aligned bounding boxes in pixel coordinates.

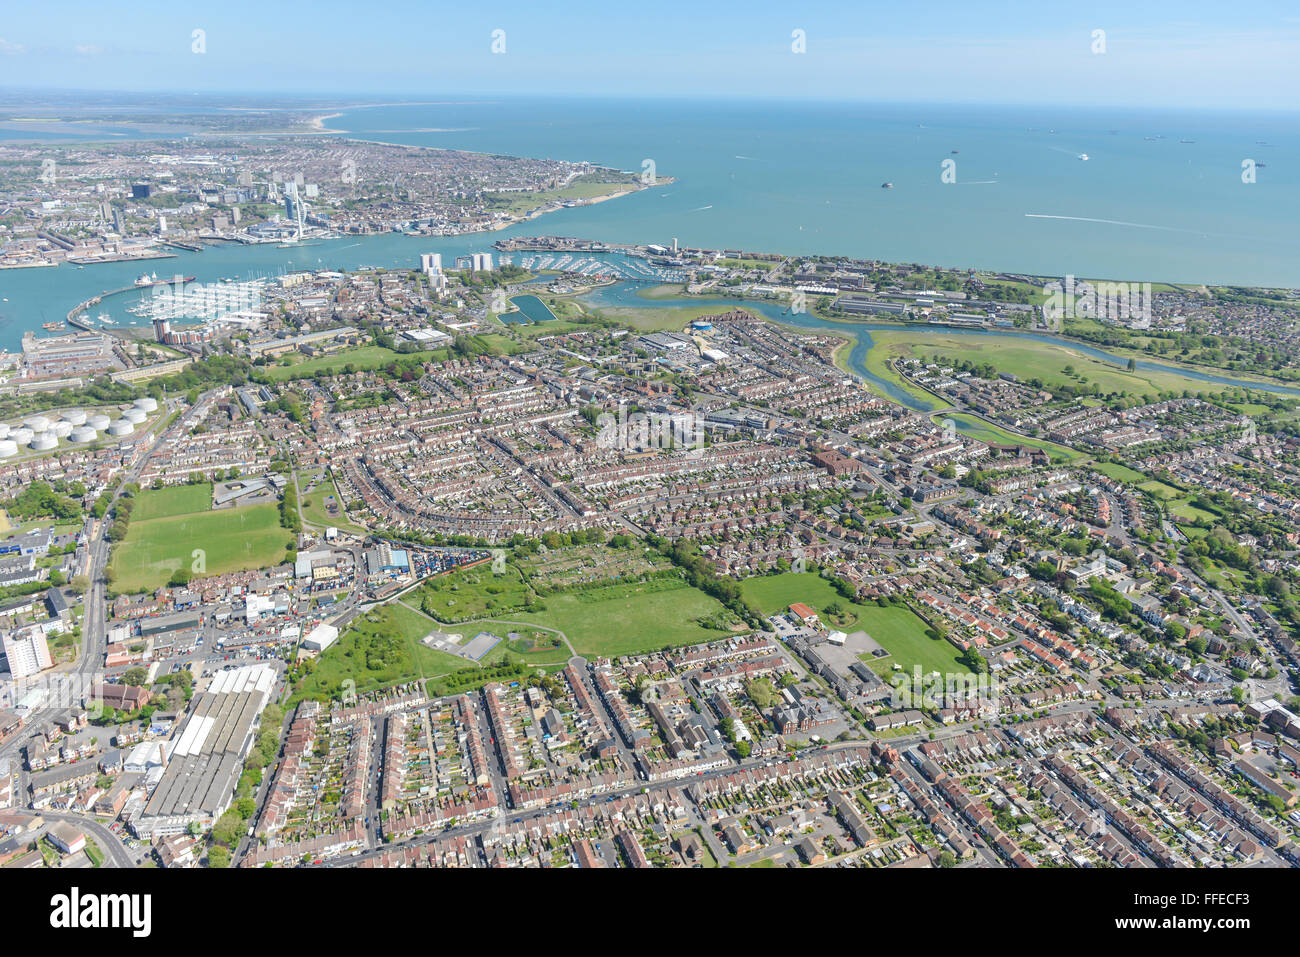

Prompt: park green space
[259,345,403,381]
[484,181,638,216]
[298,473,367,534]
[295,602,469,700]
[859,328,1237,403]
[130,483,213,522]
[412,554,734,658]
[108,503,293,592]
[1167,498,1219,523]
[415,563,534,622]
[509,581,733,657]
[741,572,969,676]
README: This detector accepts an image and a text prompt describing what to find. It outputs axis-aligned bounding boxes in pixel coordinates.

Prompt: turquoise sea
[1,97,1297,355]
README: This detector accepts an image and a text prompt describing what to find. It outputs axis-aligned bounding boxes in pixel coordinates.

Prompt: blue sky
[1,0,1297,108]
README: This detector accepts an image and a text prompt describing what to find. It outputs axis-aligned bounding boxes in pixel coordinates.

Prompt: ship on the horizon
[1078,153,1089,161]
[881,182,893,189]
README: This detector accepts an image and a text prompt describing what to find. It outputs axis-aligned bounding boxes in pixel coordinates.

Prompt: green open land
[109,503,293,592]
[298,472,367,534]
[298,561,732,701]
[484,181,639,217]
[1090,462,1150,484]
[295,603,469,700]
[415,562,534,622]
[1168,498,1220,523]
[741,572,968,676]
[510,581,733,657]
[934,412,1084,463]
[130,483,213,522]
[856,328,1237,403]
[307,546,738,698]
[1138,479,1184,500]
[259,345,403,382]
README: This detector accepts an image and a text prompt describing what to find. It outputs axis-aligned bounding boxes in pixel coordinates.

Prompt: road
[0,393,211,867]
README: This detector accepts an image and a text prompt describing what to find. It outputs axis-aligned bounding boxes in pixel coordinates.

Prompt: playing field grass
[741,572,969,676]
[0,509,10,533]
[512,581,733,657]
[109,503,293,592]
[129,483,213,522]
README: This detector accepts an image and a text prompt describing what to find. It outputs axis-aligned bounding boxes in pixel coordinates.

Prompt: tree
[122,667,148,687]
[1126,357,1137,372]
[207,845,230,868]
[69,575,89,595]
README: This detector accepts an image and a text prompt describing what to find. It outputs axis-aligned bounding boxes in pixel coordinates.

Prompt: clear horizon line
[3,85,1300,114]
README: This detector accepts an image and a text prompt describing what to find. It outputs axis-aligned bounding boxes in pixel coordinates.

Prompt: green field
[299,547,742,702]
[850,327,1237,404]
[1168,499,1218,523]
[298,473,367,534]
[1090,462,1150,485]
[259,345,403,382]
[511,581,733,657]
[109,504,293,592]
[1138,479,1184,500]
[415,563,534,622]
[130,483,213,522]
[484,181,638,217]
[741,572,968,676]
[296,603,469,700]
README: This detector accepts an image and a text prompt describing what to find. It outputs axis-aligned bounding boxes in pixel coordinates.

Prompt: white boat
[1078,153,1089,161]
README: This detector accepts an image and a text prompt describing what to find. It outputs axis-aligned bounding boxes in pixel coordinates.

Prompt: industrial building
[130,664,276,839]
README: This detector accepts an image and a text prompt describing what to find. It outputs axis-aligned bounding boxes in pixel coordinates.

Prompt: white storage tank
[52,420,74,438]
[62,409,87,426]
[121,407,147,424]
[133,397,159,413]
[10,427,33,445]
[0,439,17,458]
[30,432,58,451]
[87,413,111,431]
[107,420,134,437]
[69,426,98,443]
[22,415,50,433]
